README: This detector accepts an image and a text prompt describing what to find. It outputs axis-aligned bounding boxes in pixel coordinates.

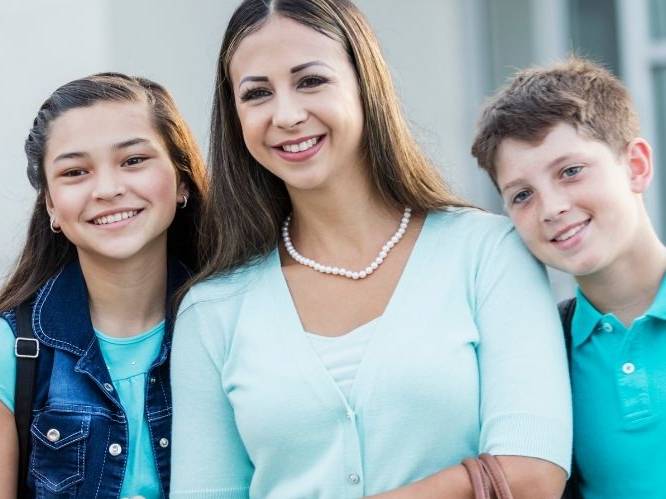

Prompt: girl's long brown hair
[0,73,208,312]
[198,0,469,282]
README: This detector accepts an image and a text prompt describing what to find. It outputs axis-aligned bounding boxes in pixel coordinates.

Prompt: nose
[540,187,570,223]
[92,167,125,200]
[271,91,307,129]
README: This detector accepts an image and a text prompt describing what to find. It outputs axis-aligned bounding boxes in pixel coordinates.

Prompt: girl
[170,1,572,498]
[0,73,207,498]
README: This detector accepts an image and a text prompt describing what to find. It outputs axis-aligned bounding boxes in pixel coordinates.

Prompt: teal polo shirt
[571,276,666,499]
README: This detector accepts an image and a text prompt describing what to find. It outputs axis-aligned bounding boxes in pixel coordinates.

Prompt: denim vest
[2,258,189,498]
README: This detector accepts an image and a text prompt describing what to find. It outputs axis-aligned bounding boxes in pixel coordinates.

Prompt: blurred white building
[1,0,663,299]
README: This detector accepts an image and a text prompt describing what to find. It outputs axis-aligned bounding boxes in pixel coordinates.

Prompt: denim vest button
[150,377,157,384]
[109,443,122,456]
[46,428,61,442]
[103,382,114,392]
[159,437,169,448]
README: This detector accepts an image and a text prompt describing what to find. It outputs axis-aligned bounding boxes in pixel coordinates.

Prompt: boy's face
[495,122,646,276]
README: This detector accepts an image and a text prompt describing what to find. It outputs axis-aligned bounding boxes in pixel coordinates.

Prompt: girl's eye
[240,87,271,102]
[298,75,328,89]
[124,156,147,166]
[62,168,87,178]
[511,190,532,205]
[562,165,583,178]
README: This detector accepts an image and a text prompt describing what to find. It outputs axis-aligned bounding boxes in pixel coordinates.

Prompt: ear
[625,138,653,194]
[177,180,189,199]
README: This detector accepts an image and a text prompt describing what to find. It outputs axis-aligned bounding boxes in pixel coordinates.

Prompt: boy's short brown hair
[471,57,640,182]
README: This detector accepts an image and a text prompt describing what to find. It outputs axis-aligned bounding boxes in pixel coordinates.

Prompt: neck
[577,225,666,326]
[286,171,403,262]
[78,240,168,337]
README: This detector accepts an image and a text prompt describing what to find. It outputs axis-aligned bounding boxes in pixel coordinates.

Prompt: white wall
[0,0,488,278]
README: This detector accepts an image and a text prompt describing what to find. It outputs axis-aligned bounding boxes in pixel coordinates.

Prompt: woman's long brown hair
[198,0,470,282]
[0,73,208,312]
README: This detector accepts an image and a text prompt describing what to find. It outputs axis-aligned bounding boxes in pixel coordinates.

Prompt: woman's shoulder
[178,253,273,313]
[427,207,516,244]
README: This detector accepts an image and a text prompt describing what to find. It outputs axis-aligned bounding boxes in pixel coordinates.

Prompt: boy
[471,57,666,499]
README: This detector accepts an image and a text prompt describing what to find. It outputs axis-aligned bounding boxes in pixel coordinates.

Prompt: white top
[305,319,376,401]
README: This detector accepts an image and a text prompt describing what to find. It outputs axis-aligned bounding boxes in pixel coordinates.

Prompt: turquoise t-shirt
[571,276,666,499]
[0,317,164,499]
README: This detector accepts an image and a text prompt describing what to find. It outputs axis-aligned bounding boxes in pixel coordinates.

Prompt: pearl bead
[282,207,412,281]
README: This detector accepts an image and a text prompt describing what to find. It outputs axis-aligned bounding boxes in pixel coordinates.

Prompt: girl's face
[43,100,186,264]
[230,15,366,192]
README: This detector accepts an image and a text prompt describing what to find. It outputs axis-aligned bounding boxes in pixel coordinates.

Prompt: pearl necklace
[282,207,412,280]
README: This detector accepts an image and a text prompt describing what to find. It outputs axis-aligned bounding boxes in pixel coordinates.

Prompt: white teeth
[93,210,138,225]
[281,137,319,153]
[554,222,586,242]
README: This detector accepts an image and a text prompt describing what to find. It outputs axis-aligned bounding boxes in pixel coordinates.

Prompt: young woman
[0,73,207,498]
[170,1,572,498]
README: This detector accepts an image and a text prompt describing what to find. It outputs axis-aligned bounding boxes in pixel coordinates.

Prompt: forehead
[495,123,604,186]
[230,15,348,82]
[45,100,159,160]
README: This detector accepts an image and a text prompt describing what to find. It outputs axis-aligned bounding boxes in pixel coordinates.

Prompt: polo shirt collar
[571,287,602,348]
[644,272,666,321]
[572,272,666,347]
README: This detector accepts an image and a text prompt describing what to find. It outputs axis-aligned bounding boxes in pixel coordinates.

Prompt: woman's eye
[511,190,531,205]
[562,165,583,178]
[298,75,328,89]
[124,156,147,166]
[240,88,271,102]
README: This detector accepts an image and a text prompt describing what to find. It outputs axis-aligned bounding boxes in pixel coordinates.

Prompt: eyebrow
[499,153,580,194]
[238,60,333,88]
[53,137,151,163]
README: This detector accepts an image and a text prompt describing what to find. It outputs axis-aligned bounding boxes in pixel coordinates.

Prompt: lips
[91,209,143,226]
[273,134,326,162]
[550,219,590,242]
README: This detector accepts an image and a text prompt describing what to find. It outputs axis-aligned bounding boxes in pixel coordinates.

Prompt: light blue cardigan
[170,209,572,499]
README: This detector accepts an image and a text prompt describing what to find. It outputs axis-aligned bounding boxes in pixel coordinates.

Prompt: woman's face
[43,100,186,264]
[230,15,366,192]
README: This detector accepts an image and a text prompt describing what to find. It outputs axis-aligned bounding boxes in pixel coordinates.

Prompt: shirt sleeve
[474,224,573,474]
[170,295,253,499]
[0,318,16,413]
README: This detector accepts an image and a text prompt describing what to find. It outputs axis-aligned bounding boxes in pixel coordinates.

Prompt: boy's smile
[495,122,649,277]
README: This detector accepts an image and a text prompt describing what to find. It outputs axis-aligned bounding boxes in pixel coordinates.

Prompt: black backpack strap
[557,298,582,499]
[558,298,576,363]
[14,300,39,497]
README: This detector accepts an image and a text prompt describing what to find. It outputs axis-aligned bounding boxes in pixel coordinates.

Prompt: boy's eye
[511,190,532,205]
[240,87,271,102]
[562,165,583,178]
[298,75,328,89]
[124,156,147,167]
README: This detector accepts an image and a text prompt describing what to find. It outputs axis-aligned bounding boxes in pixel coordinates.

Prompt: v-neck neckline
[274,211,431,338]
[268,211,434,411]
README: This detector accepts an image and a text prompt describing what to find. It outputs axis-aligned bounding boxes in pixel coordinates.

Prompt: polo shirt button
[159,437,169,448]
[348,473,360,485]
[103,382,114,392]
[601,323,613,333]
[622,362,636,374]
[109,443,122,456]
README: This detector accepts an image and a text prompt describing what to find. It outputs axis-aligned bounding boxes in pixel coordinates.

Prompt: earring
[178,193,188,209]
[49,217,61,234]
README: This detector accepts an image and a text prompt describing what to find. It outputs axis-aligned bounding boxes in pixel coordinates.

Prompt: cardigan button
[348,473,360,485]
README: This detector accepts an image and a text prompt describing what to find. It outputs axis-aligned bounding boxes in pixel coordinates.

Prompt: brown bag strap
[462,454,514,499]
[479,454,513,499]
